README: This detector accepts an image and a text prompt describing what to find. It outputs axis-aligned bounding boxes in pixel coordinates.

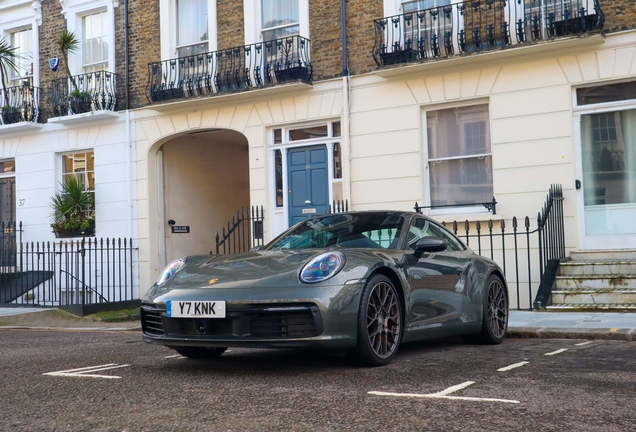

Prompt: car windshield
[265,212,405,250]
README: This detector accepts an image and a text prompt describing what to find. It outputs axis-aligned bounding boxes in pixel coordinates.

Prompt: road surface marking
[575,341,593,346]
[43,363,130,379]
[369,381,519,404]
[545,348,568,356]
[609,328,619,333]
[164,355,183,358]
[498,361,529,372]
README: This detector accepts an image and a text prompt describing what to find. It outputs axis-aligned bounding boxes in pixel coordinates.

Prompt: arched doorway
[157,129,249,264]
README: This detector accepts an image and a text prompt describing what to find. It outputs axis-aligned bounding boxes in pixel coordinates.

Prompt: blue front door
[288,145,329,226]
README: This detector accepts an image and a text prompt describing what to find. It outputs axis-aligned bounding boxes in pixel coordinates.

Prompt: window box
[53,227,95,238]
[380,48,417,66]
[274,65,310,82]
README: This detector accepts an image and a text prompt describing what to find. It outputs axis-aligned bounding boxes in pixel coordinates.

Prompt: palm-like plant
[50,176,95,233]
[56,30,80,91]
[0,37,21,107]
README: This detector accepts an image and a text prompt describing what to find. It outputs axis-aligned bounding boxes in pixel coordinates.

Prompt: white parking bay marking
[43,363,130,379]
[164,355,183,359]
[369,381,520,404]
[497,361,529,372]
[575,341,593,346]
[545,348,568,356]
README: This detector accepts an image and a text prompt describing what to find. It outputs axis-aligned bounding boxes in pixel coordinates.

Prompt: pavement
[0,307,634,340]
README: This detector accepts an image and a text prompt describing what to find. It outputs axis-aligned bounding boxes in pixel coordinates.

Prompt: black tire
[174,347,227,359]
[464,274,508,345]
[349,274,402,367]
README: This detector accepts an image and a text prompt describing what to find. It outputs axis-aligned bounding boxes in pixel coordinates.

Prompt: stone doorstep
[559,261,636,276]
[555,275,636,290]
[569,250,636,260]
[551,290,636,304]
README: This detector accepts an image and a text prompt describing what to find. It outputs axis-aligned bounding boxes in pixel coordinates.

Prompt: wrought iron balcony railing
[147,35,312,102]
[0,84,40,125]
[49,71,118,117]
[373,0,604,66]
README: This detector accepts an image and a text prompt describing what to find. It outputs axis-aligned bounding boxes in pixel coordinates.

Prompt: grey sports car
[141,211,509,366]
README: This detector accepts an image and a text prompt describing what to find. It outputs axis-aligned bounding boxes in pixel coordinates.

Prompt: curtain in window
[177,0,208,56]
[261,0,299,40]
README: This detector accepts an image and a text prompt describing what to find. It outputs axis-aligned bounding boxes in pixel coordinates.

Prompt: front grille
[141,307,165,335]
[162,304,322,339]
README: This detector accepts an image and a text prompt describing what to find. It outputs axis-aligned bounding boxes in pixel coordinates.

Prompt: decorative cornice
[31,0,43,25]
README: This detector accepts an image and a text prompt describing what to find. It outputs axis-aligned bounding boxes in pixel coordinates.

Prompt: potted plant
[69,88,93,114]
[56,30,94,114]
[50,176,95,238]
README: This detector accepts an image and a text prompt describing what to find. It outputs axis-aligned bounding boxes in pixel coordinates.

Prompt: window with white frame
[426,105,493,208]
[10,27,33,86]
[0,159,16,224]
[81,11,109,73]
[261,0,299,41]
[176,0,208,57]
[63,151,95,192]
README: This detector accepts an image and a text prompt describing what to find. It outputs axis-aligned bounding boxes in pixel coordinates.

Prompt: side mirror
[414,236,448,256]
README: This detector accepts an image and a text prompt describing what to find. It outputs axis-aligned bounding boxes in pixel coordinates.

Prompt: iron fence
[439,184,565,310]
[0,84,40,125]
[0,237,138,315]
[373,0,604,66]
[0,221,21,268]
[147,35,312,103]
[215,206,265,255]
[49,71,118,117]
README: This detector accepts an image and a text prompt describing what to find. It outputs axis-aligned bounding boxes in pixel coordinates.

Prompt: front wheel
[349,274,402,367]
[174,347,227,359]
[464,274,508,344]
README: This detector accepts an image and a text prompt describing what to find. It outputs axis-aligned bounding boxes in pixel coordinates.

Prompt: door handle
[305,200,311,205]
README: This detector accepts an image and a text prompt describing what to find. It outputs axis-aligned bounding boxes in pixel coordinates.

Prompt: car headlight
[299,252,345,284]
[156,258,186,286]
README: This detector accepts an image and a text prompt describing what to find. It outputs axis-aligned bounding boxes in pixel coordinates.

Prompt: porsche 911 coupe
[141,211,509,366]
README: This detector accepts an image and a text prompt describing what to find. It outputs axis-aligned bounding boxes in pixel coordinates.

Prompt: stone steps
[549,251,636,312]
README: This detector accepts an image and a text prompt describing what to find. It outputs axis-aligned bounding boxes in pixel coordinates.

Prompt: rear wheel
[174,347,227,359]
[349,274,402,367]
[464,274,508,344]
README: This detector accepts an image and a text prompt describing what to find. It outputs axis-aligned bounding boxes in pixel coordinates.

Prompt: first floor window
[82,11,109,73]
[10,28,33,86]
[426,104,493,208]
[177,0,208,57]
[261,0,299,41]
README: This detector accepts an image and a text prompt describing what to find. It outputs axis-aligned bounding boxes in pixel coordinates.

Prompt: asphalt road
[0,330,634,432]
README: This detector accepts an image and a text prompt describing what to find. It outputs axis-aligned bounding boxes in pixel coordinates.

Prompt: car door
[405,216,473,330]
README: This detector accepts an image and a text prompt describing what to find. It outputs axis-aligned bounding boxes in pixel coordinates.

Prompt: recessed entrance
[158,129,249,264]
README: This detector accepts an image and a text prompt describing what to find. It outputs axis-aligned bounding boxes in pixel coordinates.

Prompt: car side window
[408,217,464,251]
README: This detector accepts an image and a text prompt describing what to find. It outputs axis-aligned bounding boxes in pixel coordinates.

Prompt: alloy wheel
[366,281,401,359]
[487,278,508,339]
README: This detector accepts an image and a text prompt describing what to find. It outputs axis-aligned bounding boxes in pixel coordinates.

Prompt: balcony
[147,35,312,103]
[0,84,41,132]
[48,71,119,124]
[373,0,604,67]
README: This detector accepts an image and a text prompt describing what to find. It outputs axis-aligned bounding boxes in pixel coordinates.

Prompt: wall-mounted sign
[171,226,190,234]
[49,58,59,72]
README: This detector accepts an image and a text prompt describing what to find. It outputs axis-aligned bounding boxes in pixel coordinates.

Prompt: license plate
[166,300,226,318]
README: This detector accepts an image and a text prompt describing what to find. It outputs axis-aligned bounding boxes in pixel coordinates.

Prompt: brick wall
[309,1,343,80]
[38,0,66,121]
[127,0,161,108]
[217,0,245,50]
[602,0,636,33]
[346,0,383,76]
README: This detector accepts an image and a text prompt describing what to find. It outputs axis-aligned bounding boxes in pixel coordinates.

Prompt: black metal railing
[373,0,604,66]
[214,206,265,254]
[414,197,497,214]
[438,184,565,310]
[0,221,21,267]
[0,237,137,314]
[533,183,566,309]
[0,84,40,125]
[148,35,312,103]
[49,71,118,117]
